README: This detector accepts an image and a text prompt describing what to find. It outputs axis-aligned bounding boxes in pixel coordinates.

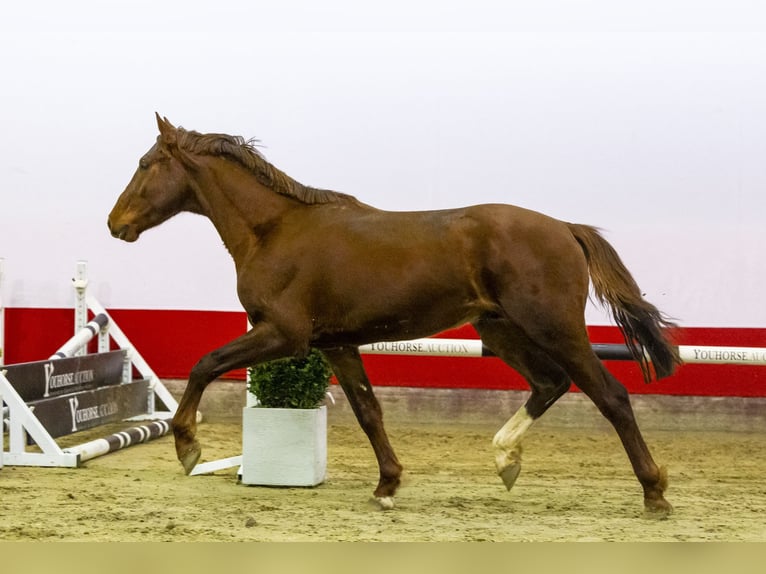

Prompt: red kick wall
[3,308,765,397]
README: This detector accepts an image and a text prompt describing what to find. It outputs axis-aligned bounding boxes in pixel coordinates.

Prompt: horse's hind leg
[481,316,672,516]
[559,350,673,517]
[321,346,403,510]
[474,318,572,491]
[513,309,672,516]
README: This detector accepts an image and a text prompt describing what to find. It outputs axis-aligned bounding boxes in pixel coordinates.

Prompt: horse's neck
[192,160,291,261]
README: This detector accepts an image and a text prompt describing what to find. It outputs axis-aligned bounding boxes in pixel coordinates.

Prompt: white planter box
[241,405,327,487]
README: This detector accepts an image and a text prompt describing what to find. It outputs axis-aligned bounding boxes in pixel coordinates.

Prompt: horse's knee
[189,353,217,384]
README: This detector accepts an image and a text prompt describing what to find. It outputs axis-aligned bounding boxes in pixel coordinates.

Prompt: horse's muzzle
[107,219,138,242]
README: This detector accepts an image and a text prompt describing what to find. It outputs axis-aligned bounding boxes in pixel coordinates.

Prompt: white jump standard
[0,261,178,468]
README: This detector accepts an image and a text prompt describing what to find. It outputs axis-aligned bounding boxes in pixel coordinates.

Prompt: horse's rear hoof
[498,462,522,491]
[375,496,395,510]
[179,446,201,475]
[643,498,673,519]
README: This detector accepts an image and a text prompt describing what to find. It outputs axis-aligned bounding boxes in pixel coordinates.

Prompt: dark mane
[176,128,359,206]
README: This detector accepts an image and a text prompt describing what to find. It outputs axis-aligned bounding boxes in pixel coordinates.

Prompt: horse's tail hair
[567,223,681,382]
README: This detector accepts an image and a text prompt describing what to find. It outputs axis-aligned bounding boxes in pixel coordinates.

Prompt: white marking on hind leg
[375,496,395,510]
[492,405,534,486]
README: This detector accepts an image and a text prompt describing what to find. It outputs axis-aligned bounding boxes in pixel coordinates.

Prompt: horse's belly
[311,288,486,347]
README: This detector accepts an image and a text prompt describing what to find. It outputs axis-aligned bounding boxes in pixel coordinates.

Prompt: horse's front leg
[322,346,403,510]
[173,322,292,474]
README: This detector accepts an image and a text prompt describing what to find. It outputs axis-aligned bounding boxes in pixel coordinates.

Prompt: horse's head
[108,113,199,242]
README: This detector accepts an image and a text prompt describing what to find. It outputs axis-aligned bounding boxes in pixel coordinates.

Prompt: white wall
[1,1,764,327]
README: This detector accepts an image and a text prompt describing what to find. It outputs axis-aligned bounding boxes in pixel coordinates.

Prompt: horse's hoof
[375,496,395,510]
[498,461,522,491]
[643,499,673,520]
[179,446,201,475]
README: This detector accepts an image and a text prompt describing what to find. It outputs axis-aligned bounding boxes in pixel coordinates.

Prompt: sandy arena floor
[2,405,764,541]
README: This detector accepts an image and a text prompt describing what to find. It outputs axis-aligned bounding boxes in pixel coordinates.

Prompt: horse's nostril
[107,219,129,240]
[108,219,120,238]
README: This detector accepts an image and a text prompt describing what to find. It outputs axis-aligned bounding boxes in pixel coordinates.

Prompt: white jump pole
[677,345,766,366]
[48,313,109,360]
[64,420,171,462]
[359,338,766,366]
[359,339,627,359]
[360,339,486,358]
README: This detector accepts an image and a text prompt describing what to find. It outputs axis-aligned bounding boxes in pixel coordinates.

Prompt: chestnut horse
[108,114,680,516]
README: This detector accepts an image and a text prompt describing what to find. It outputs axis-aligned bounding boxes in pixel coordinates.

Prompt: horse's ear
[155,112,177,147]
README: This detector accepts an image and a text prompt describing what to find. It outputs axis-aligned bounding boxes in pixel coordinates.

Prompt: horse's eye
[139,157,150,170]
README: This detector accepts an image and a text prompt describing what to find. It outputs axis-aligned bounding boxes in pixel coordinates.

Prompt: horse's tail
[567,223,681,382]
